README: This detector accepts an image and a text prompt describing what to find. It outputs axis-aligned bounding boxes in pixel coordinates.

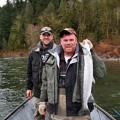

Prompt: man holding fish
[38,28,106,120]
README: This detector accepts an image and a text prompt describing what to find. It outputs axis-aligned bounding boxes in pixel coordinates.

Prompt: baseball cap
[59,28,77,38]
[40,27,52,35]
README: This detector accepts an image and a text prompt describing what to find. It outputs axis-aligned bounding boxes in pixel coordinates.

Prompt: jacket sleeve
[40,65,48,101]
[91,49,106,80]
[26,52,33,90]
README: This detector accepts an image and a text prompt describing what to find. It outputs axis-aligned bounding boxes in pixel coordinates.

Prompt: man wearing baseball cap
[38,28,106,120]
[26,26,56,120]
[59,28,77,37]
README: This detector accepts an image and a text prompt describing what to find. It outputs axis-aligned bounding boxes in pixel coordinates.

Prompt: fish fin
[92,78,95,84]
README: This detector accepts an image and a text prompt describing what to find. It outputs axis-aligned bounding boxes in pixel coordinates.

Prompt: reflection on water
[0,57,27,120]
[0,58,120,120]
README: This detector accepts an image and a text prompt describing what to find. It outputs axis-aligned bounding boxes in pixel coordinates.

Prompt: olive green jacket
[40,44,106,104]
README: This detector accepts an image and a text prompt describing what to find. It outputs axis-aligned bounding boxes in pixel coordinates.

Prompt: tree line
[0,0,120,50]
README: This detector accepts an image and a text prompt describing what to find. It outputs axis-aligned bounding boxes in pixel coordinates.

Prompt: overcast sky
[0,0,7,7]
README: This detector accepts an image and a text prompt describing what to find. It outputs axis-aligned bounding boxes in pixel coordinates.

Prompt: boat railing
[95,104,116,120]
[3,97,30,120]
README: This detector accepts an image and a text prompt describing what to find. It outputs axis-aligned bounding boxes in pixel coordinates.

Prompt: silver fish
[80,40,95,115]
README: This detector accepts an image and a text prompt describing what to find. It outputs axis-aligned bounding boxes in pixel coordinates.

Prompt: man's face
[60,34,77,56]
[40,32,53,47]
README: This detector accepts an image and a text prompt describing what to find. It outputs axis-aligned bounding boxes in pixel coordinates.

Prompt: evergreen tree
[92,2,104,42]
[24,2,34,24]
[0,0,120,50]
[9,15,26,50]
[0,1,15,48]
[52,0,60,10]
[28,0,51,24]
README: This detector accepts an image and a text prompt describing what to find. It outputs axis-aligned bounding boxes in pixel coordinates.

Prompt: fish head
[80,40,92,55]
[83,39,93,49]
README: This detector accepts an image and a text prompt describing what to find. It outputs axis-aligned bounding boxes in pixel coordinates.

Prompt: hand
[26,90,32,98]
[82,39,93,49]
[38,102,47,115]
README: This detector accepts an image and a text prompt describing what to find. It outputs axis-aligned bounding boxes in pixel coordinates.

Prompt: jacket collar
[49,44,79,58]
[48,44,80,67]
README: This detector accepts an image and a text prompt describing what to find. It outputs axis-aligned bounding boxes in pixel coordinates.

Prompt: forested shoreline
[0,0,120,51]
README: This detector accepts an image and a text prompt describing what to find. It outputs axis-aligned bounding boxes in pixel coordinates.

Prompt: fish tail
[81,109,90,116]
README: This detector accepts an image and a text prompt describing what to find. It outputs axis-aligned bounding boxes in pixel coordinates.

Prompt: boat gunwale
[94,103,116,120]
[3,97,30,120]
[3,97,116,120]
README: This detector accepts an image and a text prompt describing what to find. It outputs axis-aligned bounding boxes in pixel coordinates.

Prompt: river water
[0,57,27,120]
[0,57,120,120]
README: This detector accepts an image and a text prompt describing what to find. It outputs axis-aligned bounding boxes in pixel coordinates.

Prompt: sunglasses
[41,27,52,33]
